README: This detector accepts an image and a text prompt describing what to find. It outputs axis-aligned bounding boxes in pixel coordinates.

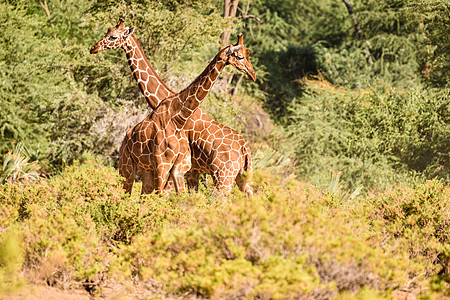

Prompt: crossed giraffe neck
[170,50,228,129]
[123,35,173,109]
[89,19,255,125]
[90,20,173,110]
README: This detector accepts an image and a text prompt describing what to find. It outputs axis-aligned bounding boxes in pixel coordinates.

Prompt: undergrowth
[0,157,448,298]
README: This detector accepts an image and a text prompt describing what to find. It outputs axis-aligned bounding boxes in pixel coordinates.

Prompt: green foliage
[1,142,40,185]
[0,230,24,295]
[284,81,449,192]
[0,1,111,170]
[406,0,450,86]
[238,0,426,121]
[0,0,230,172]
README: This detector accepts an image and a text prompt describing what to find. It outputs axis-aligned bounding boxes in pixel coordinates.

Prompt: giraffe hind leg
[185,171,200,192]
[236,170,253,197]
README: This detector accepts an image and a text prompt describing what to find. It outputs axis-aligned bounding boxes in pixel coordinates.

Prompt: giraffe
[90,19,255,196]
[119,34,255,195]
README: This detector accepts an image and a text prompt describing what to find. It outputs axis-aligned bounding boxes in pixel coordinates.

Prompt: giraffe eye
[109,36,118,41]
[237,55,244,60]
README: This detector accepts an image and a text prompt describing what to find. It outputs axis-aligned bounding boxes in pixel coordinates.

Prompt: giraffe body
[90,19,254,196]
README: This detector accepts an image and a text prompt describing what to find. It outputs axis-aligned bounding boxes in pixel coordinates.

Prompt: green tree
[406,0,450,86]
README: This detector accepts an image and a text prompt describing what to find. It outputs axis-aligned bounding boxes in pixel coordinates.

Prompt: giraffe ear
[236,33,243,45]
[123,27,135,39]
[226,45,242,56]
[117,18,125,28]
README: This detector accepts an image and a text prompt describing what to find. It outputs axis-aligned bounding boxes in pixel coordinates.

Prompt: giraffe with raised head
[90,19,255,196]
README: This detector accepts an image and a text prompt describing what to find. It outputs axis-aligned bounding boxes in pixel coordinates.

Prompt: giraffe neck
[123,35,174,110]
[172,49,228,127]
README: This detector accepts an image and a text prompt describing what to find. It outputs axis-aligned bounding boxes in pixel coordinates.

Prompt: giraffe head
[222,33,256,82]
[90,18,135,54]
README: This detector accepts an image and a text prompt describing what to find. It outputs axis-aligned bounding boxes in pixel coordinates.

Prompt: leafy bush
[0,230,24,295]
[114,172,413,299]
[369,180,450,273]
[285,81,449,192]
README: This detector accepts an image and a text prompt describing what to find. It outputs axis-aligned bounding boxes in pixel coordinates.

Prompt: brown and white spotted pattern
[90,19,255,196]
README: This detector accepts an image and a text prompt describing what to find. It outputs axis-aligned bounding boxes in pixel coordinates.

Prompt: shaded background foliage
[0,0,449,191]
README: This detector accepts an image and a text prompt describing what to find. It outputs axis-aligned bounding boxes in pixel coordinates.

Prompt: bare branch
[39,1,51,18]
[237,14,262,23]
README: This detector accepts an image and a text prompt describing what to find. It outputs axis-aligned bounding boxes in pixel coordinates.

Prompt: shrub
[367,180,450,294]
[1,158,448,298]
[0,230,24,295]
[285,81,449,192]
[115,172,412,299]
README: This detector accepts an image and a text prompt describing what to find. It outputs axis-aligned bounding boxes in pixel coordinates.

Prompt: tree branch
[39,1,51,18]
[236,14,262,23]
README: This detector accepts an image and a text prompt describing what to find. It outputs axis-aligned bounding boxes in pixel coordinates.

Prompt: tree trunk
[220,0,240,48]
[341,0,373,64]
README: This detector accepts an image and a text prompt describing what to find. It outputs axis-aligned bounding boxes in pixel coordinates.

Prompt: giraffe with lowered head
[90,19,255,196]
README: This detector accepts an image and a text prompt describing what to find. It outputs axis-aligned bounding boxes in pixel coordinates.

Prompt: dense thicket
[1,158,448,298]
[234,0,449,189]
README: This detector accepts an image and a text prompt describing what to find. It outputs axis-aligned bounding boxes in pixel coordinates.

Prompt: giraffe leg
[235,170,253,197]
[168,154,189,194]
[185,171,200,192]
[119,142,136,195]
[155,161,175,195]
[211,171,234,201]
[166,169,182,194]
[140,167,155,195]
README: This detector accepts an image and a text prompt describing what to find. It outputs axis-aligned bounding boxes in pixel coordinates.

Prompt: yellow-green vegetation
[1,156,448,298]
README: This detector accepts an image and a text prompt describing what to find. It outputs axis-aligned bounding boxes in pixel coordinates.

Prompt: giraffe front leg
[140,167,155,195]
[119,143,136,195]
[235,170,253,197]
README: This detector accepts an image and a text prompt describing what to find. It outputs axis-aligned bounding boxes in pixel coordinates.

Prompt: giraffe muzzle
[246,69,256,82]
[90,45,99,54]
